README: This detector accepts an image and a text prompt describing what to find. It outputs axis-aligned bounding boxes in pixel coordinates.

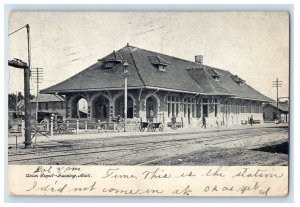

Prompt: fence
[9,118,142,138]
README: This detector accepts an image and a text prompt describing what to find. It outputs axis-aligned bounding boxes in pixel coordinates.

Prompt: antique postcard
[7,11,289,196]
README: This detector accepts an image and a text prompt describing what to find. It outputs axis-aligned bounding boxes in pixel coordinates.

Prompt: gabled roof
[30,94,64,103]
[41,45,272,102]
[41,45,206,94]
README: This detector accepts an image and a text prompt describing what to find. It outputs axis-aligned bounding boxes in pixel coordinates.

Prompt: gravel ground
[8,125,289,166]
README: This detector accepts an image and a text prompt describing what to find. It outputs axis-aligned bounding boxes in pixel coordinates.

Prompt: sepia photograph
[7,11,290,196]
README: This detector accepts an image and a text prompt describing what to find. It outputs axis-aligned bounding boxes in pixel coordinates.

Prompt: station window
[183,97,197,118]
[167,95,181,117]
[241,103,245,113]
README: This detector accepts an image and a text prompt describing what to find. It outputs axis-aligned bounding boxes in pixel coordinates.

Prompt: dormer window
[207,68,222,81]
[214,76,220,81]
[231,75,245,86]
[148,55,170,72]
[105,62,116,69]
[98,50,122,69]
[158,65,167,72]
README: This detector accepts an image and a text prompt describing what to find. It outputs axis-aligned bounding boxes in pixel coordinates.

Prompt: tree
[8,92,35,111]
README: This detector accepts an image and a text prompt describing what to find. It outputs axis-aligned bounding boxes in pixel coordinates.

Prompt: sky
[8,11,289,100]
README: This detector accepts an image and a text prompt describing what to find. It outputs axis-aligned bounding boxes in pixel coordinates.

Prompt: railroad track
[82,130,279,165]
[8,127,286,165]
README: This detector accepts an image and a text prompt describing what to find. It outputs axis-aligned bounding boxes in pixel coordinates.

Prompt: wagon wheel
[171,124,177,130]
[147,123,153,132]
[58,125,64,134]
[95,124,102,133]
[158,124,164,132]
[139,124,145,132]
[117,123,124,132]
[104,124,109,131]
[152,124,157,132]
[116,124,120,132]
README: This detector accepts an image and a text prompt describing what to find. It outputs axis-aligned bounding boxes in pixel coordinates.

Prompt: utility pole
[122,60,129,132]
[8,24,32,148]
[24,24,32,148]
[15,91,18,118]
[272,78,283,119]
[31,67,43,123]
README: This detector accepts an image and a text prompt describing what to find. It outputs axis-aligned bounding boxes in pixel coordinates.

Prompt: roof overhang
[232,96,274,103]
[40,86,146,94]
[41,85,207,95]
[205,93,234,96]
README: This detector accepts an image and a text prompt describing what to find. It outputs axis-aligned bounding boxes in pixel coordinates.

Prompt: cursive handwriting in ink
[175,171,196,178]
[102,168,137,179]
[237,182,260,194]
[143,168,171,179]
[33,166,52,174]
[103,187,164,195]
[232,168,284,178]
[172,185,192,196]
[203,166,225,177]
[26,181,67,193]
[68,182,96,192]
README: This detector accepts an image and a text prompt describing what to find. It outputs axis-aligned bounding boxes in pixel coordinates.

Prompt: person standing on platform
[249,115,254,126]
[201,116,207,129]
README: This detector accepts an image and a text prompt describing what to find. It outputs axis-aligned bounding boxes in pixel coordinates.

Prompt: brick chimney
[195,55,203,65]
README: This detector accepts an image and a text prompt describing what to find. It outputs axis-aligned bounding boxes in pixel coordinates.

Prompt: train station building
[41,44,273,127]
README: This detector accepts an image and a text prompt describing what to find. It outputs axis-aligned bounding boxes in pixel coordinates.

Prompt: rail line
[77,129,282,165]
[8,127,287,165]
[9,127,282,157]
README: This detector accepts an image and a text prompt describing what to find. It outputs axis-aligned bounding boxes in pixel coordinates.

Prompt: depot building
[41,44,273,127]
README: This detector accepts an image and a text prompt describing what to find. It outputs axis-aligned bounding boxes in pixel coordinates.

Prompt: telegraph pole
[23,24,32,148]
[272,78,283,119]
[8,24,32,148]
[31,67,44,123]
[15,91,18,118]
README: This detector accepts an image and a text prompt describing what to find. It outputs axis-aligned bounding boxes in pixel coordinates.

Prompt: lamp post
[122,60,129,132]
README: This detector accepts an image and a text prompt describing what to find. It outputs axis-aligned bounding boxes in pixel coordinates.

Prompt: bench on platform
[253,120,261,124]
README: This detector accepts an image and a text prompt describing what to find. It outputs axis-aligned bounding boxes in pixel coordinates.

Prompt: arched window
[70,96,88,118]
[115,95,134,118]
[92,95,110,121]
[146,96,158,121]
